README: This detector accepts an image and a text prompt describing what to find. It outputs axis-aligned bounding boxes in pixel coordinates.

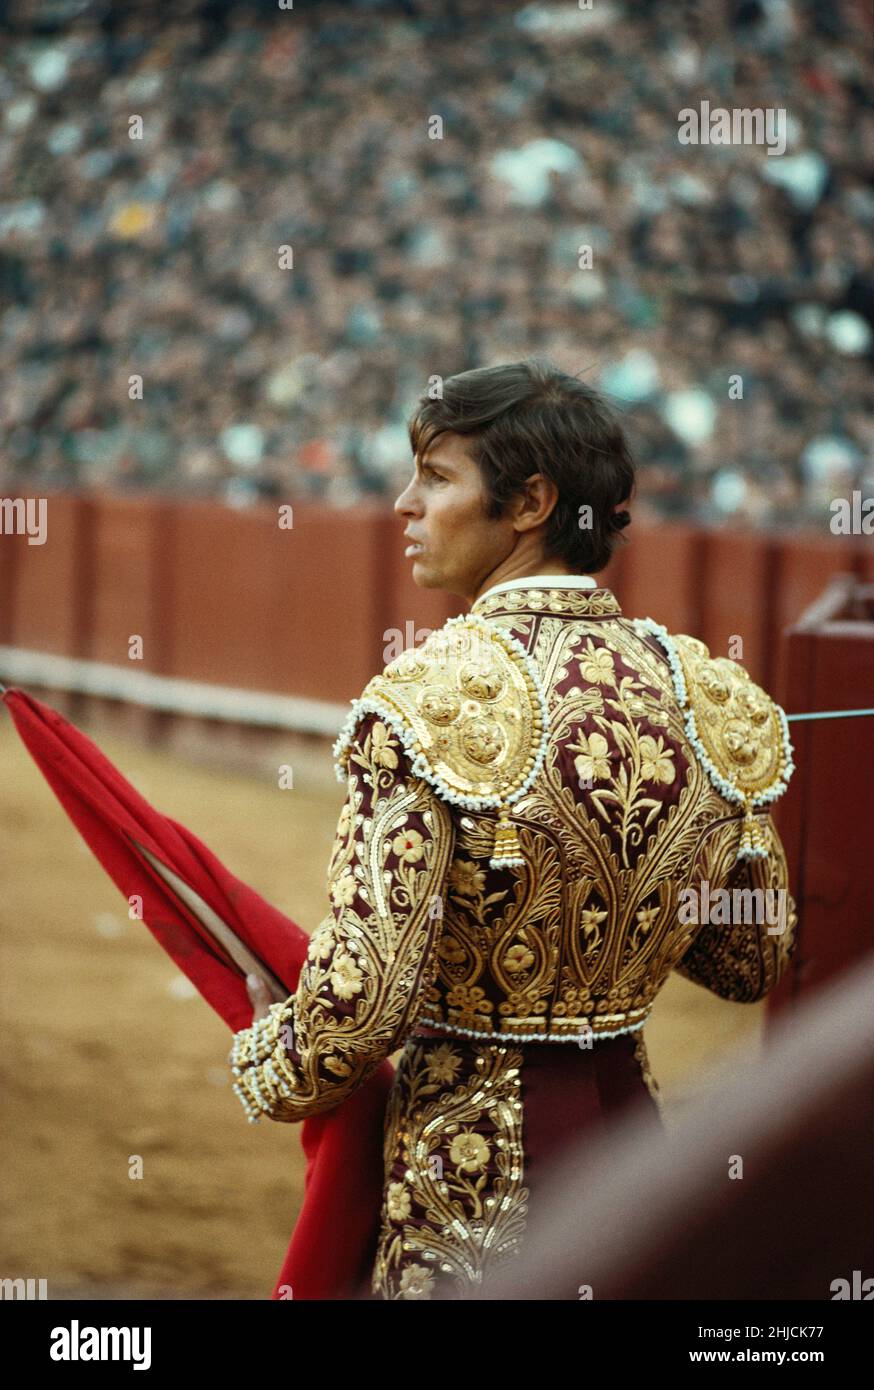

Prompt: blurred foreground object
[482,949,874,1300]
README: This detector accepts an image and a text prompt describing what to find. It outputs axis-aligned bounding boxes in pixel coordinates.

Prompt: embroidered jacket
[231,577,797,1122]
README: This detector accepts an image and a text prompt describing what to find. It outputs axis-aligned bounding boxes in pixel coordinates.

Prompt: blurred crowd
[1,0,872,528]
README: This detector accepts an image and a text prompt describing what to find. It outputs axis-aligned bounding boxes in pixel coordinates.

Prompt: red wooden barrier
[88,493,165,669]
[160,499,388,701]
[770,530,869,702]
[2,492,88,656]
[611,521,704,635]
[697,529,773,686]
[1,495,865,711]
[769,574,874,1018]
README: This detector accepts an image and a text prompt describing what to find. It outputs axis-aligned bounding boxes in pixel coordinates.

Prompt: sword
[786,709,874,722]
[1,678,872,723]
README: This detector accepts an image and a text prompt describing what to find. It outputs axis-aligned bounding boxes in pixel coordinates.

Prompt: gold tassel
[490,801,525,869]
[736,802,770,862]
[750,810,771,858]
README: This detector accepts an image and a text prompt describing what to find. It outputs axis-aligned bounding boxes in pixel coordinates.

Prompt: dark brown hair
[408,359,636,572]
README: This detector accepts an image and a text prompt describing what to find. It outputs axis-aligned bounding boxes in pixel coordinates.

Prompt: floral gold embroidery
[414,605,797,1044]
[386,1182,412,1222]
[437,934,467,965]
[449,858,487,897]
[328,952,364,1001]
[392,826,426,864]
[368,721,400,770]
[425,1043,464,1085]
[230,712,455,1122]
[579,639,616,685]
[571,730,612,783]
[372,1038,529,1300]
[397,1266,434,1299]
[329,868,357,908]
[503,942,536,973]
[638,733,676,785]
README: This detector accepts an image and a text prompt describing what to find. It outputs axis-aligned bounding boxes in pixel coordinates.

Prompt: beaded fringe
[633,617,795,863]
[331,611,551,870]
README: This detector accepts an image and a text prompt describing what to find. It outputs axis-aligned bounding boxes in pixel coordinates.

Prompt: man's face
[393,432,513,601]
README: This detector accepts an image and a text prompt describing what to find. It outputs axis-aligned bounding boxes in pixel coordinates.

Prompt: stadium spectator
[1,0,871,527]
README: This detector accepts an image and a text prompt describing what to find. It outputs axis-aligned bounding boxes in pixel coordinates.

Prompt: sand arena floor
[0,702,765,1299]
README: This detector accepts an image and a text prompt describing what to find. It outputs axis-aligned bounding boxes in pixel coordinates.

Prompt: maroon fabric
[516,1034,663,1300]
[520,1032,661,1162]
[388,1024,662,1300]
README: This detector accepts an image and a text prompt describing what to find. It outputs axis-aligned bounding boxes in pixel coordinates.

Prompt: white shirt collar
[473,572,598,607]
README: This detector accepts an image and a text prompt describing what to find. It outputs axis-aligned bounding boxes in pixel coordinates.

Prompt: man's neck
[470,563,575,606]
[472,570,597,607]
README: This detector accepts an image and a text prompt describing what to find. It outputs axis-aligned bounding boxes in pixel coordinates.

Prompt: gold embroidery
[338,615,548,870]
[673,635,790,798]
[673,815,798,1001]
[471,586,622,620]
[372,1038,529,1300]
[231,716,455,1121]
[414,606,797,1040]
[633,1032,663,1114]
[668,633,794,860]
[231,580,799,1312]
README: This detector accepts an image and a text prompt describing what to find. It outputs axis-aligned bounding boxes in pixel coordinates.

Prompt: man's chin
[408,553,436,586]
[410,558,439,588]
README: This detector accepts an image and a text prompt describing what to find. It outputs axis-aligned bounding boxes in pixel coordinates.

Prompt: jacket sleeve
[230,710,455,1122]
[673,811,798,1003]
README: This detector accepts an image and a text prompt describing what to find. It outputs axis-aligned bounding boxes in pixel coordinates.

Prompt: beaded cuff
[230,1002,296,1122]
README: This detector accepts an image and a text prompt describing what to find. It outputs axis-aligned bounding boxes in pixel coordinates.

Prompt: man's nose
[394,479,420,516]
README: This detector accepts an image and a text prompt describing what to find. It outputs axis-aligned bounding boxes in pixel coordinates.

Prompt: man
[231,360,797,1300]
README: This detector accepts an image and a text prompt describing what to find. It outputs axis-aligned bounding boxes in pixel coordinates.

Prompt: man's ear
[514,473,559,532]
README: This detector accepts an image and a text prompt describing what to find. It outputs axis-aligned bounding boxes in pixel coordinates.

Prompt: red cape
[2,687,390,1300]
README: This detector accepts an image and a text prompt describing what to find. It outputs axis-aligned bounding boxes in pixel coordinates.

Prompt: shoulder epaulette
[633,618,795,862]
[331,613,549,869]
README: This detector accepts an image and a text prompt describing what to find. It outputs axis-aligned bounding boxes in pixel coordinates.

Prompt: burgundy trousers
[362,1027,663,1300]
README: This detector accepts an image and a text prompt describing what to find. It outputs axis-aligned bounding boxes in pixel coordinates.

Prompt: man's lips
[405,541,425,557]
